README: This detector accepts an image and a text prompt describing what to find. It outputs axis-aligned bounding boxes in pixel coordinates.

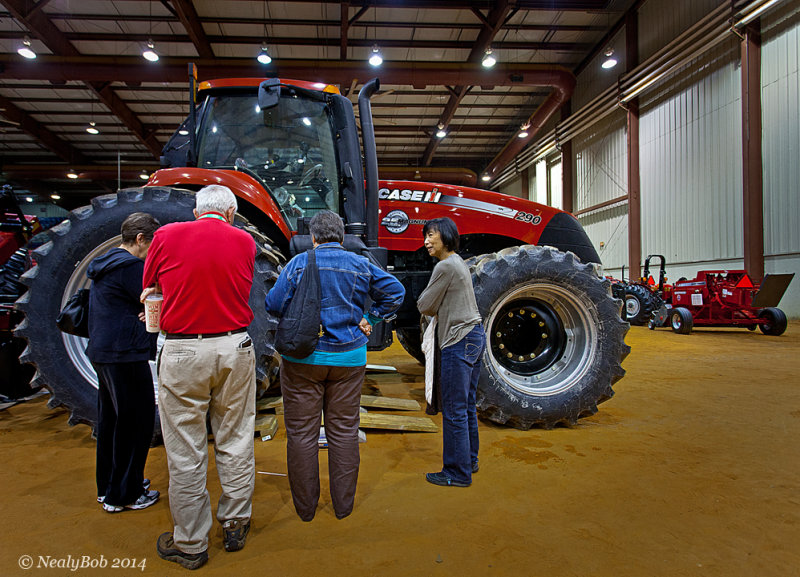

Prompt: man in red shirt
[142,184,256,570]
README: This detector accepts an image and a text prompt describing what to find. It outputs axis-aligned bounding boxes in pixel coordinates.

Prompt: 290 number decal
[514,211,542,225]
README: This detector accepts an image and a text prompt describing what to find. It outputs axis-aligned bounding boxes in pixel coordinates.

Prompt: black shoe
[472,460,479,473]
[156,532,208,570]
[426,471,470,487]
[222,519,250,552]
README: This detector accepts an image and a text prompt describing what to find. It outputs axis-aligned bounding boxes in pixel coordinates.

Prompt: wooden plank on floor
[256,396,283,414]
[255,414,278,441]
[358,412,438,432]
[360,395,420,411]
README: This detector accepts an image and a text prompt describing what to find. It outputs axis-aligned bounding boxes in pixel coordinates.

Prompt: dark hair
[309,210,344,244]
[423,217,459,252]
[120,212,160,244]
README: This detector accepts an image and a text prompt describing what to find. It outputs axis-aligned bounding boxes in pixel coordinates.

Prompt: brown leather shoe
[156,532,208,570]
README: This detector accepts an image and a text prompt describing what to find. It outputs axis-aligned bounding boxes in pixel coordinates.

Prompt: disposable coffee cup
[144,294,163,333]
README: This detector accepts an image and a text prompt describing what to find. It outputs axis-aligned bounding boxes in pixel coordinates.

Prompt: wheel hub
[490,299,566,375]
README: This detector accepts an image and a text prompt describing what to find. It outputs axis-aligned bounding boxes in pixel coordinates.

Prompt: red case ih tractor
[13,74,629,431]
[0,185,39,400]
[650,269,793,335]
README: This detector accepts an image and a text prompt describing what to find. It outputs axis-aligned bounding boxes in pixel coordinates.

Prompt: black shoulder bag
[274,249,322,359]
[56,288,90,338]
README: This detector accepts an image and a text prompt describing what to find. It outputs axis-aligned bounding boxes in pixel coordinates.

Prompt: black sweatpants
[92,360,155,506]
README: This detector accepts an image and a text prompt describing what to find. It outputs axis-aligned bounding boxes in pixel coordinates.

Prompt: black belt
[165,327,248,340]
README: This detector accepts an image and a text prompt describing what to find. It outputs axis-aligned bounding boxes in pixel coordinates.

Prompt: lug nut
[519,309,525,315]
[508,312,513,318]
[506,352,512,358]
[499,344,505,349]
[539,321,544,327]
[530,353,536,358]
[542,333,548,339]
[496,332,501,337]
[518,356,524,361]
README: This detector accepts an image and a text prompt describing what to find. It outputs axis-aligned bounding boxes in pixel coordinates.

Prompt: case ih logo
[378,187,442,203]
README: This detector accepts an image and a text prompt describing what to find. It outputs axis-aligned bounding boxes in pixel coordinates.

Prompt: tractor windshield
[196,92,340,229]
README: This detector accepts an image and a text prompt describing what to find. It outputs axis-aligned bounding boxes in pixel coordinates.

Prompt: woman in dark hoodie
[86,212,161,513]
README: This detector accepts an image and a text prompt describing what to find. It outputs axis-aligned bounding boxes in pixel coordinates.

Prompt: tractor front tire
[470,245,629,429]
[758,307,787,336]
[623,284,660,325]
[670,307,693,334]
[396,327,425,365]
[14,187,282,431]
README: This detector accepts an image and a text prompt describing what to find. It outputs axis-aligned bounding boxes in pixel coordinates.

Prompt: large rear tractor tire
[470,245,630,429]
[624,284,660,325]
[396,327,425,365]
[14,187,282,431]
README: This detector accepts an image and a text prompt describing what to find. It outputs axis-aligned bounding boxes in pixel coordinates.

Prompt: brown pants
[280,359,364,521]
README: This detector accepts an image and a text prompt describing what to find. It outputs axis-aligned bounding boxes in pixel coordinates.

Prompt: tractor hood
[376,179,600,265]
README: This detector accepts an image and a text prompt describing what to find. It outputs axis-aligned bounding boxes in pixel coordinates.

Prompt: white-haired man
[141,184,256,570]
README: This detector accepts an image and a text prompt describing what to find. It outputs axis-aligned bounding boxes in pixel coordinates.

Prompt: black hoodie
[86,247,157,363]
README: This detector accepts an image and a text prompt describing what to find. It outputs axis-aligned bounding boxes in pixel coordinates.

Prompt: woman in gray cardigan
[417,217,486,487]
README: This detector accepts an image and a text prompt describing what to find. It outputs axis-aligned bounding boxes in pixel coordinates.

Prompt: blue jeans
[439,324,486,484]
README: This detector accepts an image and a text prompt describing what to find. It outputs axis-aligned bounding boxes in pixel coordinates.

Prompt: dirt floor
[1,323,799,577]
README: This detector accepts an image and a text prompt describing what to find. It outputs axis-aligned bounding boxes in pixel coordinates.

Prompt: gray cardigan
[417,254,481,348]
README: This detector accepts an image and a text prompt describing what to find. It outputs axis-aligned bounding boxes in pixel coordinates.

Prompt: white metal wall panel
[761,3,800,316]
[639,40,742,268]
[638,0,725,63]
[573,112,628,270]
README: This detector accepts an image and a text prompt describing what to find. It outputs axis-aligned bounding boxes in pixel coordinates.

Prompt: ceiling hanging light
[142,39,159,62]
[257,42,272,64]
[518,123,530,138]
[51,193,61,200]
[435,123,447,138]
[17,36,36,59]
[66,169,78,179]
[86,121,99,135]
[368,45,383,67]
[139,170,150,180]
[601,47,617,69]
[481,48,496,68]
[481,174,491,182]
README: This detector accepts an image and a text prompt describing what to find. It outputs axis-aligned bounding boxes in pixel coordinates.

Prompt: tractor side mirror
[258,78,281,109]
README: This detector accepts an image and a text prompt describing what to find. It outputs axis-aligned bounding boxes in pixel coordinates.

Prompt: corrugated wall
[638,0,725,62]
[761,2,800,315]
[574,112,629,272]
[639,39,743,268]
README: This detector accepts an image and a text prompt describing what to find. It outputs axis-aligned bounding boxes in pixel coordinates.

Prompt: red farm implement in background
[649,269,794,335]
[0,185,39,400]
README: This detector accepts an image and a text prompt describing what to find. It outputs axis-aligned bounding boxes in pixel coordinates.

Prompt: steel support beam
[421,0,512,166]
[172,0,215,59]
[625,10,641,280]
[560,102,574,214]
[741,23,764,281]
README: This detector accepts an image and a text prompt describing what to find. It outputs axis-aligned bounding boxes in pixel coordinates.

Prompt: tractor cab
[160,74,381,261]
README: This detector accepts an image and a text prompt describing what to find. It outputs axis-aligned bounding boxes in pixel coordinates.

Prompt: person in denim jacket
[417,217,486,488]
[265,210,404,521]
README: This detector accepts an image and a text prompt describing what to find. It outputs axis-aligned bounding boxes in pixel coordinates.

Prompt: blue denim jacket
[265,242,405,353]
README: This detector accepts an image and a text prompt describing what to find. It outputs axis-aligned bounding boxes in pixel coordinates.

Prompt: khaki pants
[280,359,364,521]
[158,332,256,554]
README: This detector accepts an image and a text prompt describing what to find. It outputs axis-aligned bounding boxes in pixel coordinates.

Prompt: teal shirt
[281,313,380,366]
